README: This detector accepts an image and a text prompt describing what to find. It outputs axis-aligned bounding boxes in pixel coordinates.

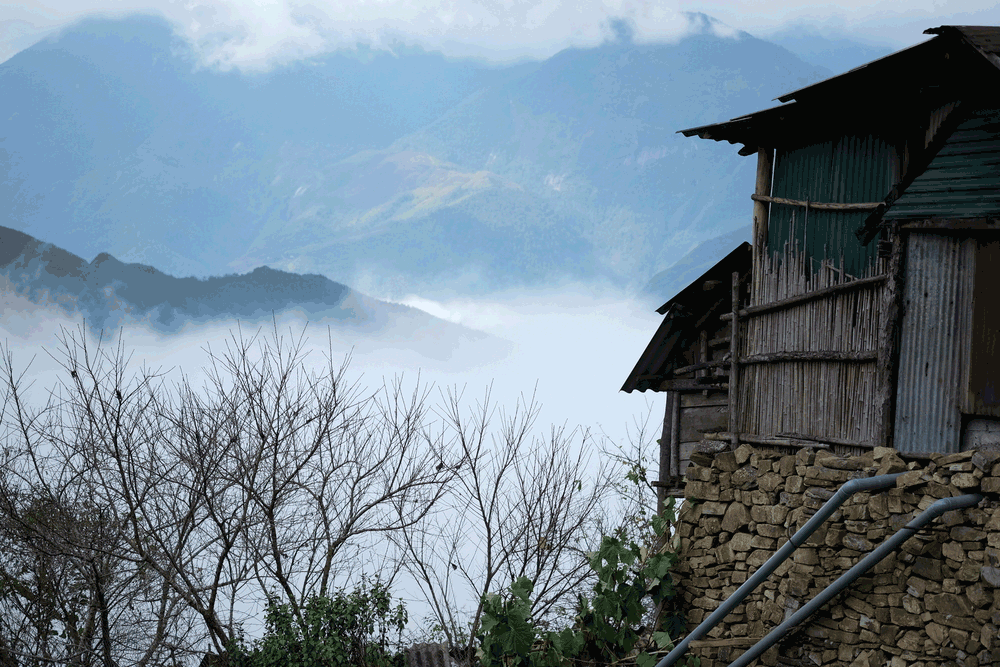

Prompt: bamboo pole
[729,271,741,448]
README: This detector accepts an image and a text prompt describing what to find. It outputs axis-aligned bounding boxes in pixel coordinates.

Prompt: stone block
[982,566,1000,587]
[686,480,720,501]
[720,502,749,533]
[972,449,1000,471]
[843,533,873,551]
[957,559,981,582]
[714,450,739,472]
[952,472,980,488]
[926,592,972,616]
[728,532,752,552]
[890,607,921,627]
[912,556,943,580]
[942,541,965,561]
[734,443,754,465]
[896,470,927,488]
[731,465,758,489]
[758,472,782,492]
[785,475,804,493]
[951,525,985,541]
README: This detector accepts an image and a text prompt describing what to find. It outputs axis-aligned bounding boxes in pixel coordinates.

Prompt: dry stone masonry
[674,444,1000,667]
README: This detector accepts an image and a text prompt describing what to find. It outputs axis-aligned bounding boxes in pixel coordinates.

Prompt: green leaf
[636,652,656,667]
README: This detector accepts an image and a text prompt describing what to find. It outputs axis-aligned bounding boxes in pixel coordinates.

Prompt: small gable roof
[622,242,750,393]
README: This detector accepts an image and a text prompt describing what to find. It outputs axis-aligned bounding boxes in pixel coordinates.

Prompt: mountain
[0,225,494,358]
[2,13,835,295]
[766,27,895,75]
[639,225,752,307]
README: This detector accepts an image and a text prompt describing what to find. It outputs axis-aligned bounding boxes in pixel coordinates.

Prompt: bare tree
[398,386,613,658]
[0,321,455,663]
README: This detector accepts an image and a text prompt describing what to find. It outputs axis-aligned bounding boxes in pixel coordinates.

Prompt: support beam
[752,148,774,302]
[876,227,906,448]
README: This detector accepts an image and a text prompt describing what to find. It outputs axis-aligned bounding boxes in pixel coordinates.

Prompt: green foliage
[478,498,685,667]
[232,579,406,667]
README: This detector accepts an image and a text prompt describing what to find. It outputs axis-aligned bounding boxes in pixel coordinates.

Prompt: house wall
[674,444,1000,667]
[736,249,887,451]
[769,134,894,277]
[894,233,975,454]
[886,106,1000,220]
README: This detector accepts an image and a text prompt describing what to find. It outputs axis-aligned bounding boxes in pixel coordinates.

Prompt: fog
[1,282,668,639]
[8,0,1000,70]
[1,283,665,456]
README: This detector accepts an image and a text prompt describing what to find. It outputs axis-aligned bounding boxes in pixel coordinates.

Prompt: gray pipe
[728,493,984,667]
[656,472,904,667]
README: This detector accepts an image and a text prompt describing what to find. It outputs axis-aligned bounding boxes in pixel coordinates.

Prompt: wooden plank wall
[735,248,889,452]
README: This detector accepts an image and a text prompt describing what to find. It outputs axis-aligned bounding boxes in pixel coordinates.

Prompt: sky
[4,0,1000,68]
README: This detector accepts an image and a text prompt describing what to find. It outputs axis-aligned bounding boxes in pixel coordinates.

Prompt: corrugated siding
[769,134,894,276]
[894,234,975,454]
[888,107,1000,220]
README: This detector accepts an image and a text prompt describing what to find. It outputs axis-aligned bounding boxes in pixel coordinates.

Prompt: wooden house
[627,25,1000,498]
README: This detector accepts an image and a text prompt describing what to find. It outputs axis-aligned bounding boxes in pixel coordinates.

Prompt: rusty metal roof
[621,242,750,393]
[678,26,1000,153]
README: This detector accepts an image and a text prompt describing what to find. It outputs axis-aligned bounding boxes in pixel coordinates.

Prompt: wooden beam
[702,432,839,449]
[876,229,906,449]
[740,350,877,364]
[729,271,741,448]
[900,218,1000,231]
[671,359,730,375]
[753,148,774,300]
[657,379,730,392]
[751,193,880,211]
[721,274,888,321]
[658,394,673,516]
[670,390,681,490]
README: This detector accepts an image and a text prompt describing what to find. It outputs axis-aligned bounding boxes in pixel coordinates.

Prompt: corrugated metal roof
[893,234,975,454]
[404,643,468,667]
[621,242,750,393]
[678,26,1000,153]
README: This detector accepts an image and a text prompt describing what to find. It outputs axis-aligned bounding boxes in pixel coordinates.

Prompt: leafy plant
[232,579,406,667]
[478,498,684,667]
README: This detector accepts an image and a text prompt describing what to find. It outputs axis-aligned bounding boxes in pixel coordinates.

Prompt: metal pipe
[656,472,904,667]
[728,493,983,667]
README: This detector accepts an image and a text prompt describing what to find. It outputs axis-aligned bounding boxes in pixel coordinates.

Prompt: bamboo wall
[735,247,888,454]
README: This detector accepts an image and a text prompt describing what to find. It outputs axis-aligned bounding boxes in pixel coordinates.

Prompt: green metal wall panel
[887,107,1000,220]
[769,134,893,276]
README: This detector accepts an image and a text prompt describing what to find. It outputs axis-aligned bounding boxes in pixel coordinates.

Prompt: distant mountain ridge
[0,225,491,355]
[2,13,859,296]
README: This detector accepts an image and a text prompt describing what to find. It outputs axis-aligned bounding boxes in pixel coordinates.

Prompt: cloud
[1,0,742,70]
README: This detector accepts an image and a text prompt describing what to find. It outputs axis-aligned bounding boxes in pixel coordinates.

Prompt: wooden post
[658,391,681,514]
[753,148,774,303]
[658,393,672,515]
[876,227,906,448]
[671,391,681,485]
[729,271,741,448]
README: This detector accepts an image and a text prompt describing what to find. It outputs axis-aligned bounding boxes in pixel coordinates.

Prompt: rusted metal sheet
[768,134,893,277]
[894,234,975,454]
[888,107,1000,220]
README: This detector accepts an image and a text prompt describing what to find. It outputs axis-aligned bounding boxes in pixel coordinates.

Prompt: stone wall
[673,444,1000,667]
